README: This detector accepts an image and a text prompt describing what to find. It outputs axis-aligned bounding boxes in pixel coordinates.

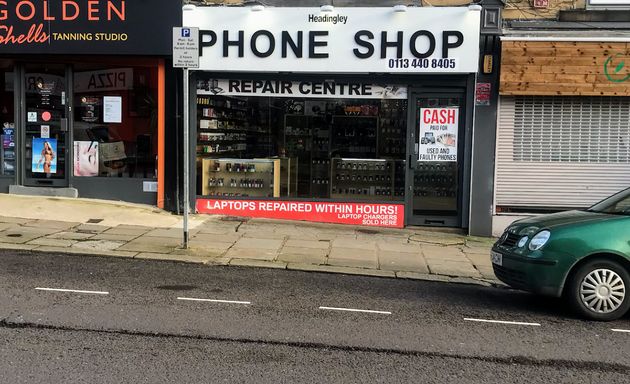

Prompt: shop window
[195,87,408,200]
[0,61,15,176]
[73,64,158,178]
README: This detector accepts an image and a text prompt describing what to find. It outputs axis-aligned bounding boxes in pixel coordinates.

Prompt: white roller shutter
[496,95,630,209]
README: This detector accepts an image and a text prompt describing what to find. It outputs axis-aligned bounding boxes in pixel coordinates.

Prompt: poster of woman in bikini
[33,138,57,174]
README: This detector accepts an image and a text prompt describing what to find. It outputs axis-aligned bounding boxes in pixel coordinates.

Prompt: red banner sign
[197,199,404,228]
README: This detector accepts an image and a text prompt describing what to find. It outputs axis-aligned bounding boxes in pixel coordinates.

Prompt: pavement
[0,194,500,287]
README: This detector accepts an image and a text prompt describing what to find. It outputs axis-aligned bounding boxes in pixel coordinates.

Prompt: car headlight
[529,230,550,251]
[517,236,529,248]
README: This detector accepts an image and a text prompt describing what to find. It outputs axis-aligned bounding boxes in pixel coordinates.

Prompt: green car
[492,187,630,321]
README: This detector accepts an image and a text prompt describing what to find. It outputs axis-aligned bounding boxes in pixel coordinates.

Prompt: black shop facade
[185,5,481,228]
[0,0,181,210]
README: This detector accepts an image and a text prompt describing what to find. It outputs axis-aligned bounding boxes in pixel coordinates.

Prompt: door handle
[60,118,68,132]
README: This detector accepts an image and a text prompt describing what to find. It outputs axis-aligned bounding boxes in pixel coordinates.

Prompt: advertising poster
[475,83,491,106]
[74,141,99,177]
[2,127,14,147]
[103,96,122,123]
[81,96,100,123]
[418,108,458,162]
[197,200,404,228]
[32,138,57,174]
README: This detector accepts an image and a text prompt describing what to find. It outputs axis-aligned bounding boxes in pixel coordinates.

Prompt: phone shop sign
[419,108,458,162]
[184,7,480,73]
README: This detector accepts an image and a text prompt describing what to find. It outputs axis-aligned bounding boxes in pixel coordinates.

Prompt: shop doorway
[406,92,466,227]
[22,64,70,187]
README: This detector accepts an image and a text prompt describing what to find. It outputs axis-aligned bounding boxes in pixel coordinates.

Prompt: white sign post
[418,108,459,162]
[173,27,199,249]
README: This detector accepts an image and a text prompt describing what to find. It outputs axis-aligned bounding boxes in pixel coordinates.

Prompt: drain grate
[86,219,104,224]
[357,229,379,235]
[7,233,22,238]
[220,216,250,222]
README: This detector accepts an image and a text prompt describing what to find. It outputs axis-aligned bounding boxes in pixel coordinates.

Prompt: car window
[588,188,630,215]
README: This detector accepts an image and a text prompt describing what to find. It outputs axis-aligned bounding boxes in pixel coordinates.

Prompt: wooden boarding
[500,41,630,96]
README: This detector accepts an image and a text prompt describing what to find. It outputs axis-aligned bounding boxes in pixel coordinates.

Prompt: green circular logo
[605,53,630,83]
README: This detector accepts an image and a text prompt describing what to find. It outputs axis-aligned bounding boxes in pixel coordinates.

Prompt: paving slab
[287,235,333,242]
[32,246,138,258]
[117,237,181,253]
[381,235,412,244]
[46,231,95,240]
[27,238,77,247]
[23,220,81,231]
[241,231,288,240]
[224,248,277,261]
[74,224,110,233]
[409,234,465,246]
[462,246,492,255]
[378,251,429,273]
[426,259,482,278]
[190,233,242,243]
[102,227,152,237]
[170,248,226,257]
[332,237,375,250]
[284,239,330,249]
[229,259,288,269]
[135,253,211,264]
[0,231,48,244]
[287,263,396,278]
[277,252,326,265]
[476,265,498,280]
[464,252,493,267]
[143,228,192,238]
[187,241,235,250]
[377,242,421,253]
[90,233,139,242]
[232,237,284,251]
[0,223,17,232]
[0,217,33,225]
[0,243,40,251]
[328,254,377,269]
[279,246,328,257]
[395,271,452,282]
[422,246,470,262]
[72,240,127,252]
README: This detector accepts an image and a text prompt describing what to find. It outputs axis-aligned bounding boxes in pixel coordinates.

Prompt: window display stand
[201,157,297,197]
[330,158,401,201]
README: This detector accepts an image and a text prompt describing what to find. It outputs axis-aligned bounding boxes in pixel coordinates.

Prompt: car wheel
[567,259,630,321]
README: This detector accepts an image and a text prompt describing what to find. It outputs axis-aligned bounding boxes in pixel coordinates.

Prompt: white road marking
[611,329,630,333]
[177,297,251,305]
[35,287,109,295]
[319,306,392,315]
[464,318,541,326]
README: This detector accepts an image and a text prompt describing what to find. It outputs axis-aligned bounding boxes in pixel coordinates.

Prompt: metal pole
[183,67,189,249]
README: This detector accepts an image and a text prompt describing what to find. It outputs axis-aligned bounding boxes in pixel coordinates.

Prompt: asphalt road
[1,250,629,383]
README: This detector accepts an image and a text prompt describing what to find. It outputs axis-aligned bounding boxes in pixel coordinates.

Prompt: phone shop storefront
[186,6,481,228]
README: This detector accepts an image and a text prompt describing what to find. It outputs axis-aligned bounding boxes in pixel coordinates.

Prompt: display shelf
[330,158,397,201]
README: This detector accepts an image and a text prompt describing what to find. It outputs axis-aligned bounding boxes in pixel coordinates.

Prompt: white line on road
[319,306,392,315]
[611,329,630,333]
[177,297,251,305]
[35,287,109,295]
[464,318,541,326]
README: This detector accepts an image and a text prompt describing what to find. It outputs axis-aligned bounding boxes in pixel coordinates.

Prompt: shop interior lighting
[182,4,196,11]
[251,5,265,12]
[468,4,482,11]
[393,5,407,12]
[320,5,334,12]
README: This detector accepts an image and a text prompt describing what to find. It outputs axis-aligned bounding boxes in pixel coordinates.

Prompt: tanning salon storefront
[185,6,481,228]
[0,1,179,207]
